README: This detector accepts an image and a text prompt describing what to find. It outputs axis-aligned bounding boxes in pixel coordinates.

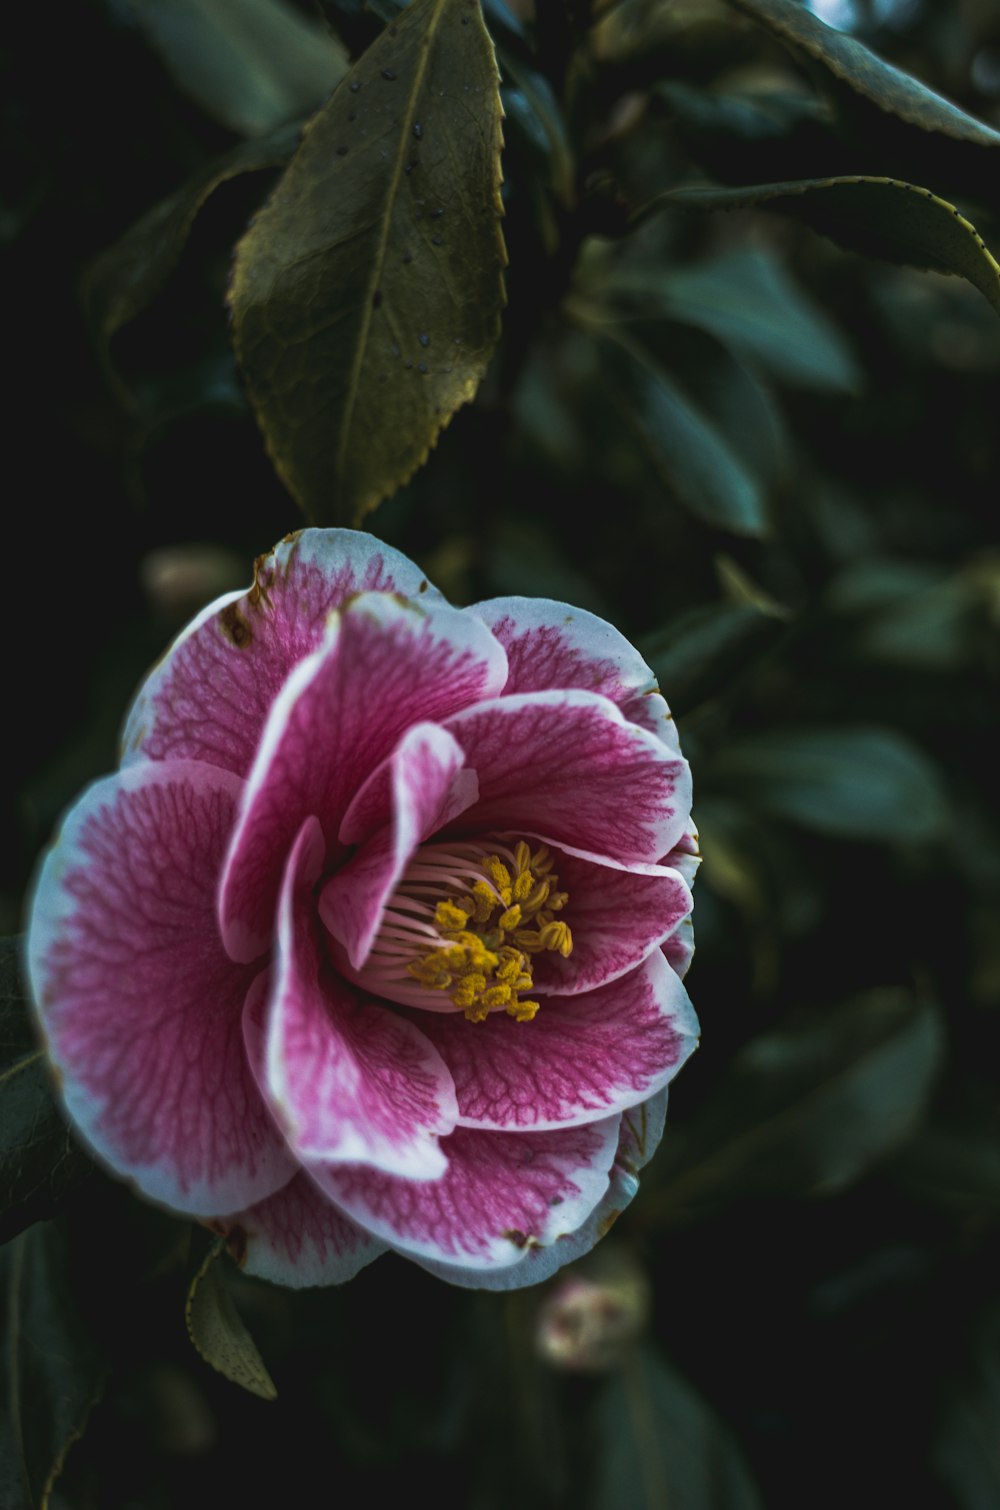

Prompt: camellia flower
[27,530,698,1289]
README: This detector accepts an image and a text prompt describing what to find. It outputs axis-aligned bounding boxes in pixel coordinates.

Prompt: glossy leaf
[594,1344,764,1510]
[0,1223,107,1510]
[663,178,1000,317]
[186,1241,277,1401]
[0,938,92,1245]
[584,323,767,535]
[129,0,348,138]
[229,0,507,524]
[712,724,949,840]
[643,990,943,1223]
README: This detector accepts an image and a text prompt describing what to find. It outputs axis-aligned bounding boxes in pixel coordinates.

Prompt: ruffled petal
[414,1092,670,1290]
[520,842,693,997]
[413,950,698,1131]
[264,819,458,1180]
[444,690,692,865]
[219,592,506,962]
[210,1171,385,1288]
[309,1119,619,1271]
[469,597,658,705]
[319,723,476,972]
[122,529,443,777]
[26,761,294,1218]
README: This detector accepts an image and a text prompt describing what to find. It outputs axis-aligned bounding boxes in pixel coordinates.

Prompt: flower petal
[444,690,692,865]
[26,760,294,1217]
[210,1171,385,1288]
[414,950,698,1131]
[122,529,443,777]
[523,843,693,996]
[319,723,476,972]
[218,592,507,962]
[310,1119,619,1271]
[265,819,458,1180]
[469,596,657,705]
[414,1092,670,1290]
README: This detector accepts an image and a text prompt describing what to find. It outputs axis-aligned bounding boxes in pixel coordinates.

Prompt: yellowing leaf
[230,0,507,525]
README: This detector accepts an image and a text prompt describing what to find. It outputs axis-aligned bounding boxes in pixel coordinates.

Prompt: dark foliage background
[3,1,1000,1506]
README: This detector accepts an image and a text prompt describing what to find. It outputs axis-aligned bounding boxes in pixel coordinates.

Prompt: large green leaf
[83,122,303,400]
[662,177,1000,317]
[0,1223,107,1510]
[578,320,767,535]
[724,0,1000,149]
[642,989,943,1224]
[0,939,92,1246]
[186,1241,277,1401]
[593,1345,764,1510]
[712,724,949,840]
[129,0,348,138]
[230,0,507,525]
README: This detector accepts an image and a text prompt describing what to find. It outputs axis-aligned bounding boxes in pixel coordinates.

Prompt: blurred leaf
[581,321,768,534]
[0,1223,107,1510]
[230,0,507,524]
[658,79,846,186]
[662,178,1000,316]
[712,724,949,840]
[933,1302,1000,1509]
[644,990,943,1222]
[724,0,1000,147]
[83,122,302,398]
[593,1344,764,1510]
[0,938,92,1246]
[186,1241,277,1401]
[600,245,861,392]
[828,559,978,669]
[129,0,348,137]
[640,602,787,714]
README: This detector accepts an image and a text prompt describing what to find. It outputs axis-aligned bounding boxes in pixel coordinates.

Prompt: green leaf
[712,724,949,840]
[229,0,507,525]
[0,939,92,1246]
[640,601,788,715]
[643,990,943,1224]
[83,122,303,400]
[580,321,767,535]
[128,0,348,138]
[594,1345,764,1510]
[186,1241,277,1401]
[724,0,1000,150]
[662,178,1000,317]
[600,245,861,392]
[657,79,845,187]
[933,1302,1000,1509]
[0,1223,107,1510]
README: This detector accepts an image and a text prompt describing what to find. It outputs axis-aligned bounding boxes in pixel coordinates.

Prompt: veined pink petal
[310,1119,620,1270]
[210,1171,385,1289]
[319,723,476,972]
[469,596,658,705]
[522,842,693,996]
[218,593,506,962]
[26,761,294,1217]
[413,950,698,1131]
[443,690,692,865]
[415,1094,668,1290]
[121,529,443,777]
[264,819,458,1180]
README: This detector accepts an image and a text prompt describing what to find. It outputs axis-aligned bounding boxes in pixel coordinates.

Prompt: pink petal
[310,1119,620,1270]
[319,723,475,972]
[413,950,698,1131]
[122,529,443,778]
[210,1171,385,1288]
[414,1094,670,1290]
[469,596,658,706]
[219,592,507,962]
[264,819,458,1180]
[444,690,692,865]
[26,761,294,1217]
[523,843,694,996]
[663,920,695,979]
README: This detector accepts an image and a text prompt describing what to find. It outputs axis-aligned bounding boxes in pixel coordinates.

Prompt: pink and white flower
[26,530,698,1289]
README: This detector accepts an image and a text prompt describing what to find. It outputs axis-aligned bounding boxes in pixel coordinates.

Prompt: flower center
[359,839,573,1023]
